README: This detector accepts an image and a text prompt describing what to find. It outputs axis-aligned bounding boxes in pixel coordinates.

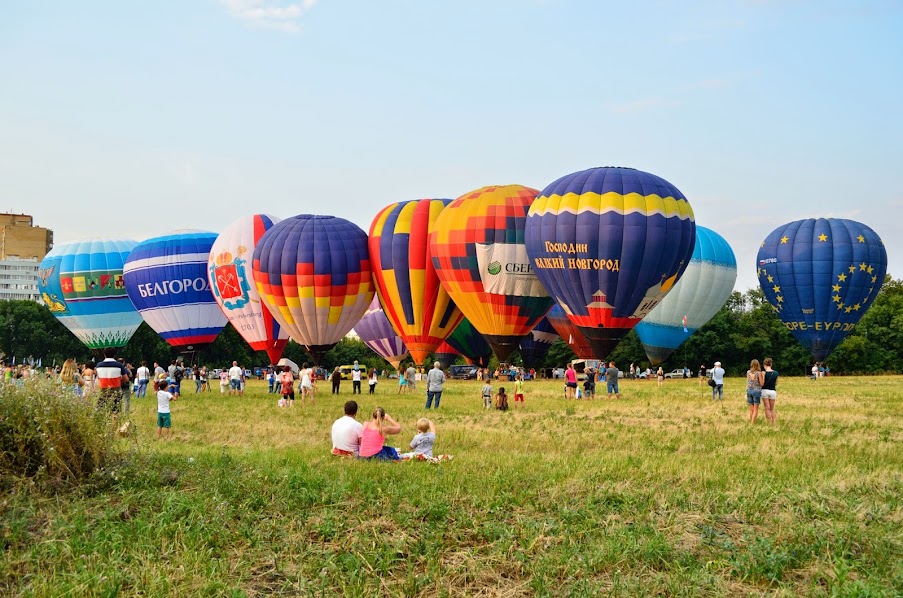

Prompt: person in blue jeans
[711,361,725,401]
[425,361,446,409]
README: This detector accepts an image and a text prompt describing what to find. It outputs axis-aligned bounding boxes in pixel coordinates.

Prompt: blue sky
[2,0,901,292]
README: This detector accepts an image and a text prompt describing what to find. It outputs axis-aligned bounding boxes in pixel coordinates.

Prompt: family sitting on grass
[330,400,451,462]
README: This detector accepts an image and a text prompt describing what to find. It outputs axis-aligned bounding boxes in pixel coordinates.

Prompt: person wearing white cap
[711,361,725,401]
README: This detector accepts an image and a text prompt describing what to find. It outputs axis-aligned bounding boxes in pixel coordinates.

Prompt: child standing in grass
[513,374,525,408]
[156,379,177,439]
[481,379,493,409]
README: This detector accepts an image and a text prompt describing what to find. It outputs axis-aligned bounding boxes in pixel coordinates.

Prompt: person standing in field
[368,368,378,394]
[331,367,342,394]
[711,361,725,401]
[352,360,362,395]
[761,357,779,425]
[606,361,621,399]
[135,361,150,398]
[219,368,229,394]
[513,374,525,408]
[299,362,315,405]
[425,361,446,409]
[564,363,578,399]
[481,378,493,410]
[280,365,295,407]
[405,362,417,394]
[96,348,129,418]
[746,359,765,424]
[656,366,664,387]
[156,379,177,439]
[228,361,243,396]
[698,364,707,385]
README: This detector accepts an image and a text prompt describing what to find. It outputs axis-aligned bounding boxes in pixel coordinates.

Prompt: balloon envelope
[370,199,464,364]
[757,218,887,362]
[37,238,143,350]
[208,214,289,365]
[526,167,696,358]
[124,230,227,349]
[445,318,492,368]
[518,317,558,369]
[355,297,409,370]
[545,304,594,359]
[430,185,554,361]
[635,226,737,365]
[434,341,460,371]
[253,215,374,363]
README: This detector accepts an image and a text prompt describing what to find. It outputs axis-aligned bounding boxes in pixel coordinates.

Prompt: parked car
[663,369,685,379]
[449,365,479,380]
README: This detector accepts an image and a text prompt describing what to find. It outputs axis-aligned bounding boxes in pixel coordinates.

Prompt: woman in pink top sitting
[358,407,402,460]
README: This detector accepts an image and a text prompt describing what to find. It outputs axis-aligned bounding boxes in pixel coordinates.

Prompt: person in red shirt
[279,365,295,407]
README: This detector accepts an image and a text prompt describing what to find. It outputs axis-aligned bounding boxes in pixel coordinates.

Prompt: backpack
[174,367,184,382]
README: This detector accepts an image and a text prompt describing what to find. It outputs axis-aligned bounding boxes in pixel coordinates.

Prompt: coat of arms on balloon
[210,247,252,310]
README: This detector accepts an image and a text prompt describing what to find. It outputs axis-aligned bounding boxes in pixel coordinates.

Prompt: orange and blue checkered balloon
[369,199,464,365]
[252,215,374,362]
[430,185,554,362]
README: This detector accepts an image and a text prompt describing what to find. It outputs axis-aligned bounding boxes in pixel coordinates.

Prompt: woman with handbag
[746,359,765,424]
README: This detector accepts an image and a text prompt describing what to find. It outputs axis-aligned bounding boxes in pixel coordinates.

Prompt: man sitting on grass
[331,400,363,457]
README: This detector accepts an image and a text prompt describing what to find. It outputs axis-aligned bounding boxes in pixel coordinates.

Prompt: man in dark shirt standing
[605,361,621,400]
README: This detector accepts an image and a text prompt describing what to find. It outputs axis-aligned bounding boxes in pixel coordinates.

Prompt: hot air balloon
[518,317,558,369]
[431,185,554,361]
[208,215,289,365]
[252,215,374,364]
[434,341,460,371]
[445,318,492,368]
[124,230,227,350]
[37,238,143,353]
[526,167,696,358]
[545,304,594,359]
[355,297,409,371]
[756,218,887,362]
[635,226,737,365]
[370,199,464,365]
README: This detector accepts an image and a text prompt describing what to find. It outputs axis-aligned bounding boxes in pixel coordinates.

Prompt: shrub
[0,379,117,487]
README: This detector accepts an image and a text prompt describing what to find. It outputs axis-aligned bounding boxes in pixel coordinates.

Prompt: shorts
[157,412,171,428]
[230,379,241,390]
[514,393,524,402]
[607,382,619,394]
[746,390,762,405]
[282,390,295,400]
[566,382,577,388]
[761,389,777,400]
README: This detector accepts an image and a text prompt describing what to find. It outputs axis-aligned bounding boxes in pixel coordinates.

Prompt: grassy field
[2,375,902,596]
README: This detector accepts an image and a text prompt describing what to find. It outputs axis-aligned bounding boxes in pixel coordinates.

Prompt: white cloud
[218,0,317,32]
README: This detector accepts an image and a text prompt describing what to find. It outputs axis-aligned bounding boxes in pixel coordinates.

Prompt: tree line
[2,276,900,376]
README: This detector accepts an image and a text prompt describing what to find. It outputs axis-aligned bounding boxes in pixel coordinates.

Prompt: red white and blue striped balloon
[124,230,227,349]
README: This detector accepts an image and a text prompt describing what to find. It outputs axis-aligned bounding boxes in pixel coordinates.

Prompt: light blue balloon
[635,226,737,365]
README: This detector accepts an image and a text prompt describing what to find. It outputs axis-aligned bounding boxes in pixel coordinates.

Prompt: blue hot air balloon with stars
[756,218,887,362]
